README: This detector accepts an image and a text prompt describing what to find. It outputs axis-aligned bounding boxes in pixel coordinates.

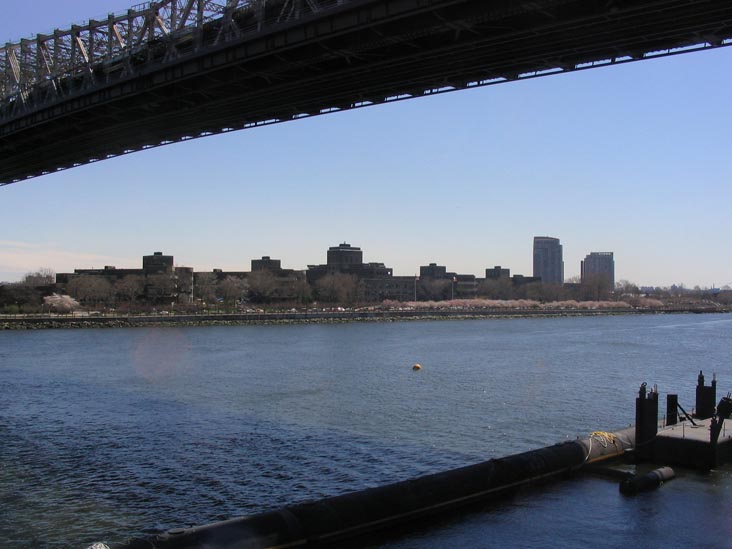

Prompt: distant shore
[1,306,728,330]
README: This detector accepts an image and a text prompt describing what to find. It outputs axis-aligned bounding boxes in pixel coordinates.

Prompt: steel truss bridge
[1,0,731,185]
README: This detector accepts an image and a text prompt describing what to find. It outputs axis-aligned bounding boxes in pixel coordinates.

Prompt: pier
[635,372,732,469]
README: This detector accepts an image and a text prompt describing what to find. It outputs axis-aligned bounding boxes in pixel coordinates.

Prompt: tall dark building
[581,252,615,287]
[142,251,174,274]
[533,236,563,285]
[485,266,510,279]
[251,256,282,272]
[327,243,363,267]
[420,263,448,279]
[307,242,391,285]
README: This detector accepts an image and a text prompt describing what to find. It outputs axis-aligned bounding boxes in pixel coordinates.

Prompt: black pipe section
[619,466,675,496]
[111,430,634,549]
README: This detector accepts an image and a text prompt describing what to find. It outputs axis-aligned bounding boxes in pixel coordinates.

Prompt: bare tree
[146,273,177,303]
[115,275,145,303]
[580,274,613,301]
[316,273,358,304]
[247,270,278,303]
[540,283,566,302]
[22,268,55,286]
[292,277,313,304]
[194,273,218,304]
[0,283,42,312]
[524,282,543,302]
[419,279,450,301]
[615,279,640,297]
[67,275,113,306]
[477,278,513,300]
[217,276,245,308]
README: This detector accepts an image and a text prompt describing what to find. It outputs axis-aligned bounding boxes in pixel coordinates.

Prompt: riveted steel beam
[1,0,732,185]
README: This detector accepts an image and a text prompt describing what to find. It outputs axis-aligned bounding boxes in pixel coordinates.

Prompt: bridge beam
[1,0,732,184]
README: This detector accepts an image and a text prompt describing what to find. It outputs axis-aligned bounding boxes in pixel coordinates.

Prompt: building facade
[581,252,615,287]
[533,236,564,285]
[307,243,392,285]
[486,266,510,279]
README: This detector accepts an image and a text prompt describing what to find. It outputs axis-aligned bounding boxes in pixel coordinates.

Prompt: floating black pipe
[110,428,633,549]
[619,466,675,496]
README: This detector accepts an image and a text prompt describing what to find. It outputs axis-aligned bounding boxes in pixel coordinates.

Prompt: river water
[1,313,731,548]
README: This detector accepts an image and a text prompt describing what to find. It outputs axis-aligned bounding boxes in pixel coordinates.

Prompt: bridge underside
[1,0,731,185]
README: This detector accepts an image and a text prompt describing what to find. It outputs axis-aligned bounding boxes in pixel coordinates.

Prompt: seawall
[2,307,716,330]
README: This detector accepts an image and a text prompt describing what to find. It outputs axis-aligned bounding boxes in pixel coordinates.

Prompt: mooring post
[635,382,658,461]
[710,393,732,446]
[666,394,678,426]
[696,371,717,419]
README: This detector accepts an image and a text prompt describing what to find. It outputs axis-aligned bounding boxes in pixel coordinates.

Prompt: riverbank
[1,306,727,330]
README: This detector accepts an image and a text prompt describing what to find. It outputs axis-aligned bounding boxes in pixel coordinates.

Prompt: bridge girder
[1,0,732,185]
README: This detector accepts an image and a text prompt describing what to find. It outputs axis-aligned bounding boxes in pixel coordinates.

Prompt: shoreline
[1,307,727,330]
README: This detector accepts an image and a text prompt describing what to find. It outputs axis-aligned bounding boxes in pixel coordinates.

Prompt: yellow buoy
[412,363,422,371]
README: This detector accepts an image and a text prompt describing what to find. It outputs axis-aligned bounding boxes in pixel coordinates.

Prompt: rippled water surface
[1,314,731,547]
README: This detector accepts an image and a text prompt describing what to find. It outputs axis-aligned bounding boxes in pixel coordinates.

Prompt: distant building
[419,262,477,299]
[56,251,191,304]
[363,276,417,302]
[533,236,564,285]
[327,242,364,268]
[486,266,510,279]
[307,243,392,285]
[454,274,478,299]
[251,256,282,272]
[142,251,173,274]
[420,263,447,279]
[581,252,615,287]
[511,274,541,286]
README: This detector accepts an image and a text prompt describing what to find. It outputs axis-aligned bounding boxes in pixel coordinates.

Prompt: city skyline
[1,1,731,288]
[45,238,613,286]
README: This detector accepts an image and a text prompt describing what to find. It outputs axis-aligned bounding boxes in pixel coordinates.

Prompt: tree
[217,276,245,308]
[0,283,41,311]
[43,294,79,313]
[292,277,313,304]
[419,279,450,301]
[247,270,278,303]
[525,282,544,302]
[580,274,613,301]
[615,279,640,297]
[194,273,218,304]
[477,278,513,300]
[146,273,177,303]
[22,268,55,286]
[115,275,145,303]
[67,275,113,306]
[316,273,358,304]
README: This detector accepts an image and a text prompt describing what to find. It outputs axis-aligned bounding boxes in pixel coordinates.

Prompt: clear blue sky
[2,1,731,288]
